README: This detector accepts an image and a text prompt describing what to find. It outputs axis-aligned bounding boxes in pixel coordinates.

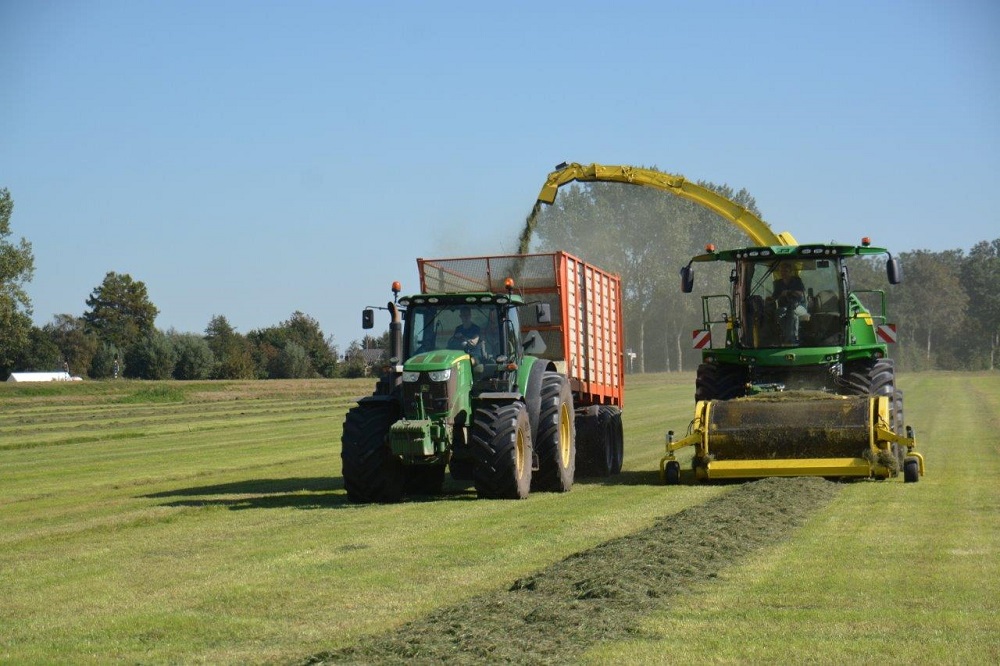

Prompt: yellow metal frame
[537,162,798,247]
[660,395,924,482]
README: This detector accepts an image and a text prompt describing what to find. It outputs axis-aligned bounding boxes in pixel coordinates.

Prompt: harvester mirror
[362,308,375,329]
[887,257,902,285]
[536,303,552,324]
[680,266,695,293]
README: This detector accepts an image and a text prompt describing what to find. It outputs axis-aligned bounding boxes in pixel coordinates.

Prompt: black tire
[471,401,533,499]
[695,363,746,402]
[599,405,624,475]
[891,389,906,470]
[903,457,920,483]
[341,400,404,503]
[664,460,680,485]
[842,358,895,397]
[405,465,446,495]
[575,406,613,477]
[531,373,576,492]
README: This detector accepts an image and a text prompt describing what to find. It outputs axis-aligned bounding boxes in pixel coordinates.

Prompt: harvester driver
[772,261,809,343]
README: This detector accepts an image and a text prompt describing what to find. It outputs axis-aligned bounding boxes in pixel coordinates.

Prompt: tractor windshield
[406,303,502,360]
[740,257,845,348]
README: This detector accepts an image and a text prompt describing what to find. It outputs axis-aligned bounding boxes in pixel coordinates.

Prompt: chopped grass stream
[308,476,841,665]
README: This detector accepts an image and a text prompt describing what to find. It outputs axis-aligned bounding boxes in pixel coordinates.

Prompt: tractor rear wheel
[471,401,533,499]
[531,373,576,492]
[341,399,404,503]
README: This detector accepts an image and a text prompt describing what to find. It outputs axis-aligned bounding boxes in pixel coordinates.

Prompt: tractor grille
[402,373,455,418]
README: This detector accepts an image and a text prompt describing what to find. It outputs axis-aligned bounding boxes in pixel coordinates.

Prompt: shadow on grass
[141,476,482,510]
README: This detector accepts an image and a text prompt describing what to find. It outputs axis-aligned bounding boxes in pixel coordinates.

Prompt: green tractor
[661,239,924,483]
[341,253,625,502]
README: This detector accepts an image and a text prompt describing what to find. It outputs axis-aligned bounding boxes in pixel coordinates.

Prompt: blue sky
[3,1,998,350]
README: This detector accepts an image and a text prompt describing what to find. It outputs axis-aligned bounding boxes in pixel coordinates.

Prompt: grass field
[1,373,998,664]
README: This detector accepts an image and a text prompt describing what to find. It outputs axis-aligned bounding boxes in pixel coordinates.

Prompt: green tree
[962,239,1000,369]
[204,315,256,379]
[532,175,751,372]
[83,272,159,351]
[90,343,122,379]
[18,327,61,372]
[43,314,99,378]
[124,331,176,379]
[169,331,215,380]
[0,188,36,377]
[247,311,337,379]
[893,250,969,370]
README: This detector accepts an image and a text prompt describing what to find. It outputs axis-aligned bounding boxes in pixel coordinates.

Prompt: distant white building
[6,372,82,382]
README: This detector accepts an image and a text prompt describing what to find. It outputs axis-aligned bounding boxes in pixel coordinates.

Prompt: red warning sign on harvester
[692,329,711,349]
[876,324,897,343]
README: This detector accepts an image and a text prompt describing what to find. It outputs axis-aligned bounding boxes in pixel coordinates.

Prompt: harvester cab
[663,239,924,484]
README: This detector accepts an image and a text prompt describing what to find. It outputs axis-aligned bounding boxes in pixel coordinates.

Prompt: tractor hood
[404,349,470,372]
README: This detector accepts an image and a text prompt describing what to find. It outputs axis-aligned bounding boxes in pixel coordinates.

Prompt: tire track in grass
[306,476,842,665]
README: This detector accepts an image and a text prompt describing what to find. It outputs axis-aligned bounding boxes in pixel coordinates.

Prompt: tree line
[0,188,375,380]
[4,183,998,378]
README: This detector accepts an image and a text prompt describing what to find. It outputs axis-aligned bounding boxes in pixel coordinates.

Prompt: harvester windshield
[740,257,845,349]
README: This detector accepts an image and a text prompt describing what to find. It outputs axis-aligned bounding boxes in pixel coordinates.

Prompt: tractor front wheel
[471,401,533,499]
[341,400,404,503]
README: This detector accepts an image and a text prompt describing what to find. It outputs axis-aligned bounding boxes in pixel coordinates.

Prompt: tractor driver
[452,307,481,347]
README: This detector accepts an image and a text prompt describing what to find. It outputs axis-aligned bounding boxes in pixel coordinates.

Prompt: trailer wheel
[471,401,533,499]
[599,405,624,475]
[532,373,576,492]
[903,457,920,483]
[341,400,405,503]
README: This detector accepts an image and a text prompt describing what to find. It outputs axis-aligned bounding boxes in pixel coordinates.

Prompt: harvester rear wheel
[903,457,920,483]
[471,401,533,499]
[341,399,405,504]
[531,373,576,492]
[891,389,906,470]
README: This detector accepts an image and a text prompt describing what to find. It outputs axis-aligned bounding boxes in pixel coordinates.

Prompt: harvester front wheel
[471,401,533,499]
[695,363,746,402]
[341,399,404,504]
[664,460,681,485]
[903,457,920,483]
[532,373,576,492]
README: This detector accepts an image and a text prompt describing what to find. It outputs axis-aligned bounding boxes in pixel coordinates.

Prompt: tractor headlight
[428,368,452,382]
[401,371,420,383]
